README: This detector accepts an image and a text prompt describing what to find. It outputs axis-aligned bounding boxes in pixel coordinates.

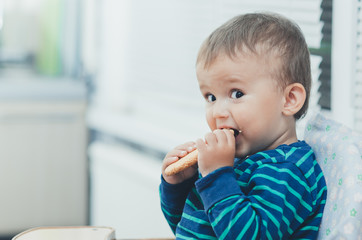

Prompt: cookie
[164,129,240,176]
[164,149,199,176]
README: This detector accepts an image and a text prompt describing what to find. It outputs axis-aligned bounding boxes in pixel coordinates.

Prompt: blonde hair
[197,13,311,119]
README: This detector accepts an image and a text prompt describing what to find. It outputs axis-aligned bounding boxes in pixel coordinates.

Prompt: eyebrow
[198,72,247,90]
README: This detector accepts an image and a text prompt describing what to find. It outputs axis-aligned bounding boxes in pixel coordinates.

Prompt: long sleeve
[159,141,327,239]
[159,174,198,233]
[196,163,317,239]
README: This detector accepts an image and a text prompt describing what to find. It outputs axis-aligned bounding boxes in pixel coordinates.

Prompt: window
[331,0,360,130]
[355,0,362,131]
[310,0,333,110]
[86,0,327,154]
[0,0,81,79]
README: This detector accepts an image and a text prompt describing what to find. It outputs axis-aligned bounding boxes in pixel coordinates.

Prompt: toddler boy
[160,12,327,239]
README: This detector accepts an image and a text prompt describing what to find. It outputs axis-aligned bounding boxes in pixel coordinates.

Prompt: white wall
[89,142,173,239]
[0,81,88,235]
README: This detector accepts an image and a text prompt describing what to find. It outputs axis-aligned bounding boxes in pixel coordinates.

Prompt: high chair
[304,112,362,239]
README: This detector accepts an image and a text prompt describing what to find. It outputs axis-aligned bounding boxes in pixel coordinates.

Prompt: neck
[268,118,298,150]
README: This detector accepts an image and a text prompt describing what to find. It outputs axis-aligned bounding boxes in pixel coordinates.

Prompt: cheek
[234,105,263,133]
[205,109,216,130]
[250,94,282,118]
[258,101,270,111]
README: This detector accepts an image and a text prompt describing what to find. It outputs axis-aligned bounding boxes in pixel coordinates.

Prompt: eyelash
[206,94,216,102]
[205,89,244,102]
[231,89,244,99]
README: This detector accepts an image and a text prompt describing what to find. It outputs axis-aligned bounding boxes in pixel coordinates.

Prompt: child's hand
[162,142,198,185]
[196,129,235,177]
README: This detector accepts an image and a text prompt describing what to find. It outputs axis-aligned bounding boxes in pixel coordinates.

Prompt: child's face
[197,52,291,158]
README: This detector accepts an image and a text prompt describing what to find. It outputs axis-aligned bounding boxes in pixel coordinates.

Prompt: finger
[223,129,236,144]
[195,138,206,151]
[163,156,179,167]
[174,141,196,151]
[185,144,197,153]
[204,132,217,145]
[163,148,189,171]
[213,129,228,143]
[166,149,188,160]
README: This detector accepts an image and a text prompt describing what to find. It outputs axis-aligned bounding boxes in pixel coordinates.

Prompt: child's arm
[160,142,199,232]
[162,142,198,185]
[160,174,198,233]
[196,129,236,177]
[195,162,316,239]
[194,131,319,238]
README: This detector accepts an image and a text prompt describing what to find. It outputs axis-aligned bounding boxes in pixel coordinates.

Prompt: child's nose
[212,101,229,118]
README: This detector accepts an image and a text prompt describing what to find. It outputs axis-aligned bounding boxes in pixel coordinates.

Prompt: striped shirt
[160,141,327,239]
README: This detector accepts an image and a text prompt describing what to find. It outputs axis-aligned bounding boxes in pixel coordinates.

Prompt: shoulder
[234,142,313,186]
[235,141,325,200]
[274,141,316,170]
[236,141,314,168]
[235,141,318,190]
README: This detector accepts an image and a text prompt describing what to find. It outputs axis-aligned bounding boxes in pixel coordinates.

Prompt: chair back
[304,113,362,239]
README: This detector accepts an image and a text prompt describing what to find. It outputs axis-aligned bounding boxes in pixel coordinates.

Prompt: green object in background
[36,0,63,76]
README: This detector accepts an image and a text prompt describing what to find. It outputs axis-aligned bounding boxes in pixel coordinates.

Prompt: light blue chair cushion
[304,113,362,239]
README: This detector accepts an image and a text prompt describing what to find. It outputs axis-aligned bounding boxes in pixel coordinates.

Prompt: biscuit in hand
[164,149,199,176]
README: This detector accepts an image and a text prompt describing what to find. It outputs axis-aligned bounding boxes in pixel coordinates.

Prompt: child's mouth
[232,129,242,137]
[223,128,241,137]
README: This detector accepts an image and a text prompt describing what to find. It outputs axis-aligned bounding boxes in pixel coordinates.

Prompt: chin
[235,145,259,160]
[235,149,248,159]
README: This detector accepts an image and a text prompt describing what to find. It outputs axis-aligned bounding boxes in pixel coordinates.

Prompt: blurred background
[0,0,360,239]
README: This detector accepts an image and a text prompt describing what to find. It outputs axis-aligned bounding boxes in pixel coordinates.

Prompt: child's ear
[282,83,306,116]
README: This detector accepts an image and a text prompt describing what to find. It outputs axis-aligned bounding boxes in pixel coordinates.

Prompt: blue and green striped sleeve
[159,174,198,233]
[196,163,315,239]
[159,141,327,239]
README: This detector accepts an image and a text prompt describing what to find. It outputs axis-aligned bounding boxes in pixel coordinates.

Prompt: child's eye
[206,94,216,102]
[231,90,244,99]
